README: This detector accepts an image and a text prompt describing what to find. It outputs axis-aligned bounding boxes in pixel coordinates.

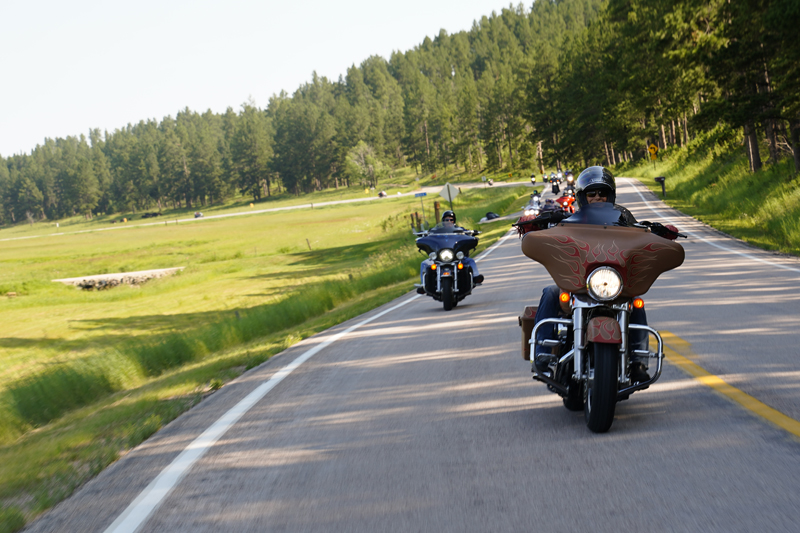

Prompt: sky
[0,0,517,157]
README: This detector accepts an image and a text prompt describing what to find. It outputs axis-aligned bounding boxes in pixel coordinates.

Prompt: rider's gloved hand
[663,224,680,240]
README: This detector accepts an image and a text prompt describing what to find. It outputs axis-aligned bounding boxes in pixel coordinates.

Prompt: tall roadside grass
[614,124,800,255]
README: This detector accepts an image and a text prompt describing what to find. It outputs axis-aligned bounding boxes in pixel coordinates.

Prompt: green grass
[614,125,800,256]
[0,180,528,532]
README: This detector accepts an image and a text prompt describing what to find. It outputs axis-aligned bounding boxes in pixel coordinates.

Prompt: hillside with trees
[1,0,797,224]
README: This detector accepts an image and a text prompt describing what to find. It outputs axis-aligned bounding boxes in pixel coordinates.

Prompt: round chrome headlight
[586,267,623,301]
[438,249,454,262]
[456,251,464,260]
[429,252,436,260]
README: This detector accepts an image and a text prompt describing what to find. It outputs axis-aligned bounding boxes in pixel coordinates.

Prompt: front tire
[442,277,454,311]
[584,343,618,433]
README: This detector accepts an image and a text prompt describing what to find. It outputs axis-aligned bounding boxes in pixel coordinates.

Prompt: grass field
[0,180,530,531]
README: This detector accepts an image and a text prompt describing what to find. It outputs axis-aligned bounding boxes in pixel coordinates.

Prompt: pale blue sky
[0,0,517,157]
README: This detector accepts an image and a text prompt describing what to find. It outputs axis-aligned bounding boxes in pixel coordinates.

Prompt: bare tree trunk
[683,112,689,146]
[660,124,668,149]
[610,143,617,165]
[423,121,431,159]
[744,123,763,172]
[765,119,779,165]
[496,137,504,168]
[790,119,800,174]
[537,141,545,174]
[670,120,676,146]
[506,126,514,169]
[604,140,611,166]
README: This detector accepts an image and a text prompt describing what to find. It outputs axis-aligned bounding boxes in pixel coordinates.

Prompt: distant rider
[417,211,484,294]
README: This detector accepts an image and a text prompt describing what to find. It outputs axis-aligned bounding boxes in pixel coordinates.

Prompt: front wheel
[584,343,618,433]
[442,277,454,311]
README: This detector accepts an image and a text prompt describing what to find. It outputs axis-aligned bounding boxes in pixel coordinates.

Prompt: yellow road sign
[648,144,659,155]
[650,153,658,161]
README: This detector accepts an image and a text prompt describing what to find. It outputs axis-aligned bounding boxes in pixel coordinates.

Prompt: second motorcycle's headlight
[586,267,623,301]
[438,249,455,262]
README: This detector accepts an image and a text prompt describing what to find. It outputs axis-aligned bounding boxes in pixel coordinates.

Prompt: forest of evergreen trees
[1,0,797,224]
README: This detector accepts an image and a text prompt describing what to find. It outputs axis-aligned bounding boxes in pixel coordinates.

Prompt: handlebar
[414,229,481,237]
[638,221,688,239]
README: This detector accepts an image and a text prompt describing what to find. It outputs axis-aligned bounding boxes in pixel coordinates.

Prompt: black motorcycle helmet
[441,210,456,224]
[575,166,616,209]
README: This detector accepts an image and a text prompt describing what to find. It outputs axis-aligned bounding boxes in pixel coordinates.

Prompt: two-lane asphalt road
[28,179,800,532]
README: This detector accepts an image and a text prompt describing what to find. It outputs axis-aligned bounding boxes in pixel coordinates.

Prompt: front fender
[586,316,622,344]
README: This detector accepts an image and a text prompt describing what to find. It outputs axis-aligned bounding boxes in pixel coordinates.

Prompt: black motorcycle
[415,225,481,311]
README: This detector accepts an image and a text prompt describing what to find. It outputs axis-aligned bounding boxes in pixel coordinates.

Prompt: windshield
[428,222,465,234]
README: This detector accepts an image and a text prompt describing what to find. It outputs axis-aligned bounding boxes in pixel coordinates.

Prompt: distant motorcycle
[555,193,575,214]
[415,225,481,311]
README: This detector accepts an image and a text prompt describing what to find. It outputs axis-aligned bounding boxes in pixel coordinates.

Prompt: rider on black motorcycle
[417,211,484,294]
[530,167,679,382]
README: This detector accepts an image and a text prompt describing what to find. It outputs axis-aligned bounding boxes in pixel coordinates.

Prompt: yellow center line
[660,331,800,438]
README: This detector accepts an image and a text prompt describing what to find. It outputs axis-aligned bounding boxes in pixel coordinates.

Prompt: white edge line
[104,294,421,533]
[622,178,800,275]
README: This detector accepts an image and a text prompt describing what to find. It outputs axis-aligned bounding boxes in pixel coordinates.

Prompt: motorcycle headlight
[456,251,464,260]
[438,249,455,262]
[586,267,623,301]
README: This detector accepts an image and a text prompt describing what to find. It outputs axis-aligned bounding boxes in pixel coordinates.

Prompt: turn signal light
[559,291,571,303]
[431,264,437,271]
[457,262,464,270]
[633,298,644,309]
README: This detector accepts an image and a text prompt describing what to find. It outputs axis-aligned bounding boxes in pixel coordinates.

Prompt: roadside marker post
[415,192,427,227]
[654,176,666,198]
[439,183,459,211]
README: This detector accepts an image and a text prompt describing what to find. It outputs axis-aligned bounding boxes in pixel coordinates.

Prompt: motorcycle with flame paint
[518,203,686,432]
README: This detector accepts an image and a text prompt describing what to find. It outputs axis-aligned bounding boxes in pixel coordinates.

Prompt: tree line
[1,0,797,224]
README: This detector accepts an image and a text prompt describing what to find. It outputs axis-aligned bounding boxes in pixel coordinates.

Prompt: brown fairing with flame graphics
[586,316,622,344]
[521,223,684,297]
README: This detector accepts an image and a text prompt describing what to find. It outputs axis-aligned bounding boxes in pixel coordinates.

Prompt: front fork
[529,303,665,394]
[433,263,471,293]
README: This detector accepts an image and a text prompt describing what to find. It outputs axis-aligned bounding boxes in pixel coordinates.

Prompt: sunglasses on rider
[585,191,608,198]
[443,218,454,222]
